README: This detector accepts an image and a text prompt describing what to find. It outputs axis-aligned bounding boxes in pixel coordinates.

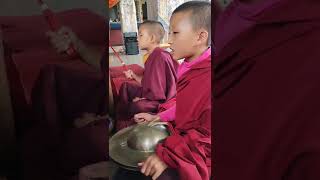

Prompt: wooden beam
[135,0,143,22]
[146,0,158,21]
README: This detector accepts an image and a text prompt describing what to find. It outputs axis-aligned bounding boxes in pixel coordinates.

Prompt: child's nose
[168,37,173,45]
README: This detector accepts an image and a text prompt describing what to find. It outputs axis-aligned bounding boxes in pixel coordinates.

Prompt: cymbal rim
[109,124,169,169]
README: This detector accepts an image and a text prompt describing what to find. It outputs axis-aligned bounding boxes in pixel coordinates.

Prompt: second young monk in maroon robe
[115,21,178,131]
[115,47,178,130]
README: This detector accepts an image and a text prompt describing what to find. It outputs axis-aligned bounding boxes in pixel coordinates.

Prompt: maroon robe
[0,9,107,179]
[214,0,320,179]
[0,9,106,137]
[158,97,176,113]
[23,61,108,180]
[115,47,178,130]
[156,57,212,180]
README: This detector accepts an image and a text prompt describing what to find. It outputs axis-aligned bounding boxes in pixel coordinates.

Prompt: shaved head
[139,20,165,44]
[172,1,211,45]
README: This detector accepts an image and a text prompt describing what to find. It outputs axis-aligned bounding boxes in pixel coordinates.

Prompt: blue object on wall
[110,22,121,30]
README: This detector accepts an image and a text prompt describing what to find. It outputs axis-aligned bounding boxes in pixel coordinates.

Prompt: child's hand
[73,112,97,128]
[132,97,146,102]
[46,26,79,54]
[123,69,134,79]
[134,113,160,123]
[73,113,109,128]
[138,154,168,180]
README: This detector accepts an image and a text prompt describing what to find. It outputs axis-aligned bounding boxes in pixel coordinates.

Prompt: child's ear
[150,34,156,43]
[198,29,209,45]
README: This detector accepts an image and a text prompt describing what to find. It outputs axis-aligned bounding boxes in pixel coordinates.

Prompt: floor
[109,46,146,67]
[78,160,119,179]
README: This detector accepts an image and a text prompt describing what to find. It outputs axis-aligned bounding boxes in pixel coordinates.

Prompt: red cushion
[8,48,72,104]
[110,29,123,46]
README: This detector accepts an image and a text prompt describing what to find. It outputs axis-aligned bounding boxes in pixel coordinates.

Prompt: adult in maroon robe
[214,0,320,179]
[22,58,108,180]
[156,56,211,180]
[115,47,178,131]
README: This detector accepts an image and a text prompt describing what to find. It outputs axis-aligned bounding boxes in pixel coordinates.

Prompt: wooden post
[135,0,143,22]
[146,0,158,21]
[119,0,138,33]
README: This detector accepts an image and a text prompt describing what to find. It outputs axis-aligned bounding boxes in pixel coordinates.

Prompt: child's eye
[168,32,177,35]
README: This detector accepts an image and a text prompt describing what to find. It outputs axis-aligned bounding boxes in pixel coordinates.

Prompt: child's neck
[146,44,160,54]
[186,46,209,62]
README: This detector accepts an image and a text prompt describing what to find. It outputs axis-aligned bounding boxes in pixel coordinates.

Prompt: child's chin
[171,53,181,60]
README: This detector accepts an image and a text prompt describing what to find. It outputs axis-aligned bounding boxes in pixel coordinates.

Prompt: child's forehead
[139,26,154,36]
[138,26,148,32]
[170,11,193,28]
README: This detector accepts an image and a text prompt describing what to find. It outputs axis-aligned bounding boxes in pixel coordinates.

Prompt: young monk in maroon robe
[214,0,320,179]
[123,2,212,180]
[114,20,178,131]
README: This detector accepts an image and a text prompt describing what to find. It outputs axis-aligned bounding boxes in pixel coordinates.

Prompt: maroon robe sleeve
[156,58,212,180]
[156,108,211,180]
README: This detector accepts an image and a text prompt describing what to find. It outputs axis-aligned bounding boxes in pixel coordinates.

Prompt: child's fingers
[135,118,145,123]
[141,156,152,174]
[134,113,146,120]
[152,170,162,180]
[133,114,140,120]
[138,162,144,166]
[134,117,142,122]
[123,71,131,78]
[149,167,157,177]
[132,97,139,102]
[145,161,154,176]
[144,156,155,176]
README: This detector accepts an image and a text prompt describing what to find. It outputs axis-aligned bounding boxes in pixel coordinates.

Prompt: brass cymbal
[109,123,170,170]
